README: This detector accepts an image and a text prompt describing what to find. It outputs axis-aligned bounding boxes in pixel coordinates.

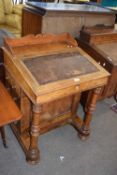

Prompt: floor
[0,97,117,175]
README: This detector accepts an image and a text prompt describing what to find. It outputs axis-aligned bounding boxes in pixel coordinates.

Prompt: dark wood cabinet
[79,27,117,100]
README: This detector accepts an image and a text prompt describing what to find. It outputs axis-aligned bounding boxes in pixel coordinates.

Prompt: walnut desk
[3,33,109,164]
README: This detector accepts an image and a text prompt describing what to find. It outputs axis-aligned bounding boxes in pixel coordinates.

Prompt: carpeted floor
[0,97,117,175]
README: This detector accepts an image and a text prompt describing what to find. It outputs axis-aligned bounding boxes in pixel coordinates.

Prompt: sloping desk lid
[3,33,109,104]
[23,51,98,85]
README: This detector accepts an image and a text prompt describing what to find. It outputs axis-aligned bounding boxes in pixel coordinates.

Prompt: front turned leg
[78,87,102,140]
[70,93,82,129]
[26,105,41,164]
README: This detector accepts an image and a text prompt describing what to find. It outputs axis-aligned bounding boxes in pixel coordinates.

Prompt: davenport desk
[3,33,109,164]
[22,2,115,37]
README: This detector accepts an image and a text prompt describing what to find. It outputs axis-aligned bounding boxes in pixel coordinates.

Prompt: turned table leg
[78,87,102,140]
[26,104,41,164]
[71,94,81,118]
[71,93,82,127]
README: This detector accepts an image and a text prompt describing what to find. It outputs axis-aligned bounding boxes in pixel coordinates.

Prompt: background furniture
[3,33,109,164]
[22,2,115,37]
[0,81,21,147]
[79,26,117,100]
[0,0,24,37]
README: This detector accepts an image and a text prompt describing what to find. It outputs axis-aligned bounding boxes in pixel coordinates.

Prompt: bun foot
[78,125,90,140]
[26,148,40,165]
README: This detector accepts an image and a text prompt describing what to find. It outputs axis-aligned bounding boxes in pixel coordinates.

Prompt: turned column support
[70,93,82,128]
[71,93,81,119]
[78,87,102,140]
[26,104,41,164]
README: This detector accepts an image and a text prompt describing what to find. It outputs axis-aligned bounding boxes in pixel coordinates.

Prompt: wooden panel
[80,27,117,44]
[22,8,42,36]
[84,13,115,29]
[41,96,72,121]
[5,71,31,133]
[42,13,82,37]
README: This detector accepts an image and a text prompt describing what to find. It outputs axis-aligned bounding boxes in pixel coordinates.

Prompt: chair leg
[0,127,8,148]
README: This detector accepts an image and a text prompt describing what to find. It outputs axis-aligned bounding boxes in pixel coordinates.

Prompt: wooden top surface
[3,33,109,104]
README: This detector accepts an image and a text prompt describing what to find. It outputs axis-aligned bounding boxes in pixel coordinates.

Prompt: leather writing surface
[24,52,98,85]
